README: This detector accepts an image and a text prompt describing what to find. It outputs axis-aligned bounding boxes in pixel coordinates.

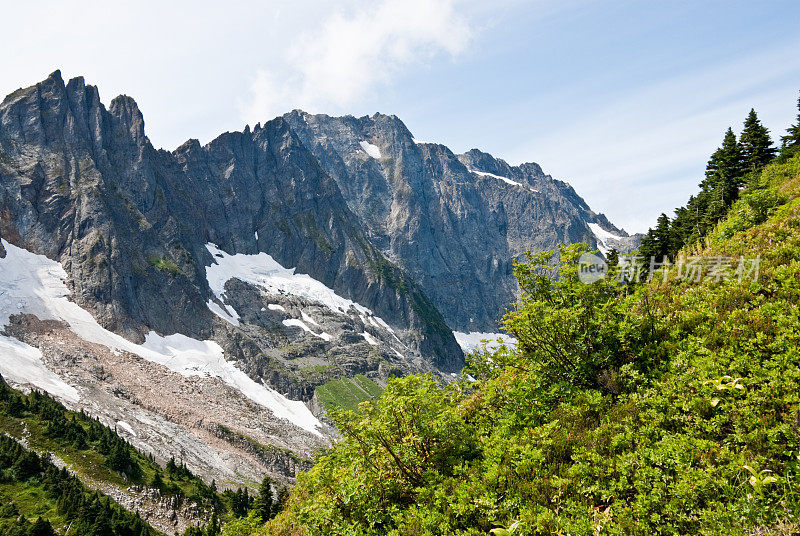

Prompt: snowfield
[0,335,80,402]
[0,239,323,436]
[587,223,623,256]
[204,242,394,331]
[359,140,382,159]
[361,332,379,346]
[206,298,240,326]
[282,318,332,341]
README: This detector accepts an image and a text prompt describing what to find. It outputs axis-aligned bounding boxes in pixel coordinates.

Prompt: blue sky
[2,0,799,232]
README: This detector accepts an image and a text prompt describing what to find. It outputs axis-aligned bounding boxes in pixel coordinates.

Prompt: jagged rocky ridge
[0,72,639,497]
[284,111,641,332]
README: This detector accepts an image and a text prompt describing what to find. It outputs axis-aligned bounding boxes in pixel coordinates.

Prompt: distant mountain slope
[283,111,641,332]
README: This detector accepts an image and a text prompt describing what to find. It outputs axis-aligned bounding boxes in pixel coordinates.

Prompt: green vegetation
[0,374,285,535]
[0,378,157,536]
[315,374,384,412]
[640,107,778,260]
[147,254,183,276]
[220,97,800,535]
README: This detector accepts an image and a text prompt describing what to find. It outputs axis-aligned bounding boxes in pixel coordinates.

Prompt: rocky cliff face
[0,71,461,367]
[0,72,639,499]
[0,72,462,498]
[284,111,641,332]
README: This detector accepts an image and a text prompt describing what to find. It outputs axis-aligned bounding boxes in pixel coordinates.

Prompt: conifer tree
[702,128,744,208]
[781,91,800,149]
[150,471,164,492]
[739,108,775,172]
[653,213,672,259]
[253,476,274,521]
[276,486,289,511]
[605,248,619,268]
[639,214,673,261]
[203,513,220,536]
[29,517,56,536]
[166,457,177,476]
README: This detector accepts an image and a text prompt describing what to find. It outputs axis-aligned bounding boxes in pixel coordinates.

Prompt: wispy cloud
[240,0,473,123]
[511,39,800,233]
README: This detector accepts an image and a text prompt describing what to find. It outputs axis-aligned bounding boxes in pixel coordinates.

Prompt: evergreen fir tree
[29,517,56,536]
[605,248,619,268]
[276,486,289,511]
[653,213,672,259]
[166,457,178,476]
[702,127,744,208]
[739,108,775,172]
[150,471,164,492]
[253,477,274,521]
[781,91,800,149]
[203,513,220,536]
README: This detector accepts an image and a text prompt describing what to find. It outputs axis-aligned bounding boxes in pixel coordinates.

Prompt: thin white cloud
[240,0,473,123]
[510,39,800,233]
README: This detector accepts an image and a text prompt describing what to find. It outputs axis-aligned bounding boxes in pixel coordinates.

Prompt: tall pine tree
[253,476,274,521]
[701,127,744,208]
[739,108,775,172]
[781,91,800,150]
[639,213,672,260]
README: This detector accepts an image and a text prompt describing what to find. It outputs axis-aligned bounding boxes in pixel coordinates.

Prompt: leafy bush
[248,153,800,536]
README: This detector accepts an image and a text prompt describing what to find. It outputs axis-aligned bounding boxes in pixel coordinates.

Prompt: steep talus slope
[283,111,641,332]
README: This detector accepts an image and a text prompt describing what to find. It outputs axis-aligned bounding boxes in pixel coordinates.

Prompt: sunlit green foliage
[244,152,800,535]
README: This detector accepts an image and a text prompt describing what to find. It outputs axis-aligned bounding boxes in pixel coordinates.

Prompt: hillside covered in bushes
[227,101,800,535]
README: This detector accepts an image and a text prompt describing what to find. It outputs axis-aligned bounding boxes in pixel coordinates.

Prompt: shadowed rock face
[0,71,463,374]
[283,111,642,332]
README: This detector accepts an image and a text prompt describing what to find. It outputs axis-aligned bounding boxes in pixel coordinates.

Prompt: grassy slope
[315,374,383,412]
[246,154,800,535]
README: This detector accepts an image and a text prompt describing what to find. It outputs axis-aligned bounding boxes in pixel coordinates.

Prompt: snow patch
[361,332,379,346]
[116,421,136,436]
[587,223,623,256]
[453,331,517,353]
[267,304,286,312]
[207,299,240,326]
[368,315,394,333]
[359,140,382,159]
[0,239,323,436]
[0,335,80,403]
[204,243,392,332]
[468,168,538,193]
[282,319,332,341]
[301,311,319,327]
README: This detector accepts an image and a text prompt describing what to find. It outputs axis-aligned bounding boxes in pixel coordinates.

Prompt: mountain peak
[108,94,146,143]
[45,69,64,86]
